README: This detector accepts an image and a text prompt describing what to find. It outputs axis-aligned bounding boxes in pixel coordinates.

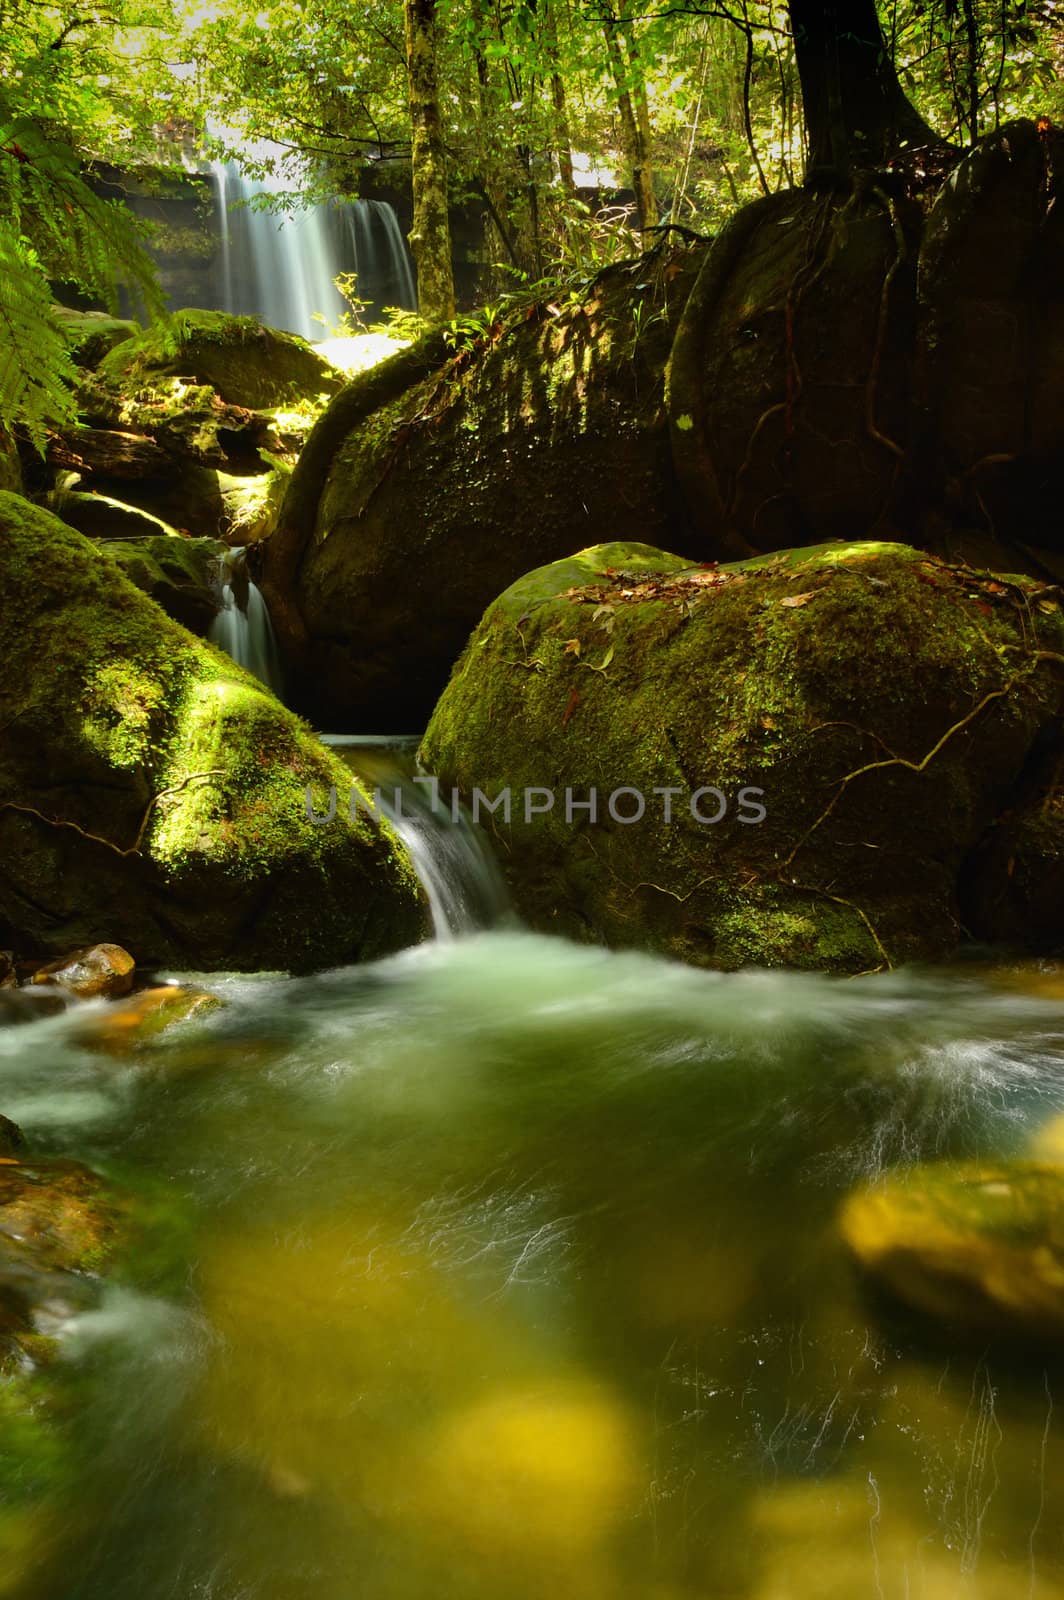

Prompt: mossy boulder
[96,534,224,634]
[99,310,345,411]
[420,539,1064,971]
[263,259,701,729]
[0,492,426,971]
[839,1161,1064,1341]
[53,307,138,370]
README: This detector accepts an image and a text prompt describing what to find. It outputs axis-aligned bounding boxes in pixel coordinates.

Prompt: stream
[6,750,1064,1598]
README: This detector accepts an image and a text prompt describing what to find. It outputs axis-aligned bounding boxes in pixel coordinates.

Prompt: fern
[0,112,168,450]
[0,228,79,452]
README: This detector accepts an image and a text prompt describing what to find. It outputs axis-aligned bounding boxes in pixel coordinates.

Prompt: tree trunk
[404,0,456,321]
[789,0,939,176]
[603,9,658,233]
[541,0,576,197]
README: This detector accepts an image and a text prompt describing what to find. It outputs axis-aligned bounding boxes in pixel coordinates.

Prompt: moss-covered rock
[94,534,225,635]
[839,1161,1064,1341]
[99,310,344,410]
[53,307,139,370]
[420,539,1064,971]
[264,257,701,728]
[0,492,426,971]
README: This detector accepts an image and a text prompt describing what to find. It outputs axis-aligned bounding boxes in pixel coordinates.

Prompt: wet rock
[263,265,698,729]
[839,1161,1064,1341]
[0,492,425,972]
[53,490,180,543]
[99,309,344,410]
[31,943,135,999]
[72,984,223,1054]
[421,539,1064,971]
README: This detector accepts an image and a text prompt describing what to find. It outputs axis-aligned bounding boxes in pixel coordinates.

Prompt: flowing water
[210,142,417,338]
[7,788,1064,1598]
[207,549,285,695]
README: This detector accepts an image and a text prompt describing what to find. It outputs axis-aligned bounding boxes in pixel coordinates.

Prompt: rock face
[420,539,1064,971]
[0,493,426,972]
[263,263,699,729]
[839,1162,1064,1341]
[98,310,344,410]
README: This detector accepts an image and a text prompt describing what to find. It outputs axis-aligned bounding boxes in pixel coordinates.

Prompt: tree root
[781,661,1061,872]
[0,769,224,859]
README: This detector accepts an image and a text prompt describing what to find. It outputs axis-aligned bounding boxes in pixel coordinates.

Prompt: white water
[322,736,510,938]
[210,139,417,339]
[208,548,284,695]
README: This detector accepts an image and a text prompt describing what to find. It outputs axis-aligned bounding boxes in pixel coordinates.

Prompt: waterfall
[337,200,418,315]
[208,549,285,696]
[209,138,418,339]
[209,154,347,340]
[323,737,510,939]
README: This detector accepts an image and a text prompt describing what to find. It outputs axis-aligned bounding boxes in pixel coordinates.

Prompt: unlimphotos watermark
[306,778,767,827]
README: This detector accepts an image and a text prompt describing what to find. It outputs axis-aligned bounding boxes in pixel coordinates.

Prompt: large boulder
[420,539,1064,971]
[98,310,344,410]
[262,260,701,729]
[0,493,425,971]
[262,121,1064,730]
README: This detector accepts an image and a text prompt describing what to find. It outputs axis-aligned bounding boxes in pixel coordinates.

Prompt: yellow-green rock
[840,1161,1064,1339]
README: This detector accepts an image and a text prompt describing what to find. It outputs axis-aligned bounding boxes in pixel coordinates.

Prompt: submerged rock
[0,990,66,1027]
[839,1161,1064,1341]
[0,492,426,972]
[98,310,344,410]
[421,539,1064,970]
[31,942,135,999]
[72,984,223,1054]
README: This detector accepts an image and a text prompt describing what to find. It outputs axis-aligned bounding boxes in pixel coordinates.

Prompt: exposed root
[0,769,224,858]
[781,664,1060,871]
[787,879,892,971]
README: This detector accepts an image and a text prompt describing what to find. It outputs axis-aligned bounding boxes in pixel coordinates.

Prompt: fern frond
[0,226,79,452]
[0,119,167,321]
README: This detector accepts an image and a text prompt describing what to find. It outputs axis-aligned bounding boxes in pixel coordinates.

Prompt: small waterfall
[323,738,510,939]
[337,200,418,315]
[208,548,285,696]
[209,137,418,338]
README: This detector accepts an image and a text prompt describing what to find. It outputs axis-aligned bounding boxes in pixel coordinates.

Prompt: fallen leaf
[563,638,581,657]
[561,688,581,727]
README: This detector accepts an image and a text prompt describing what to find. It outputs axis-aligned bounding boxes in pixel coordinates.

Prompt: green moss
[422,540,1064,972]
[0,492,425,970]
[99,310,345,410]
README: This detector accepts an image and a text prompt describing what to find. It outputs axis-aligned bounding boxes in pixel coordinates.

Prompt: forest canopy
[0,0,1062,436]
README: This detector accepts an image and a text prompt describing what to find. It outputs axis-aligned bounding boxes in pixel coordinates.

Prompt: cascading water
[323,735,510,938]
[337,199,418,315]
[208,547,284,696]
[209,137,417,339]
